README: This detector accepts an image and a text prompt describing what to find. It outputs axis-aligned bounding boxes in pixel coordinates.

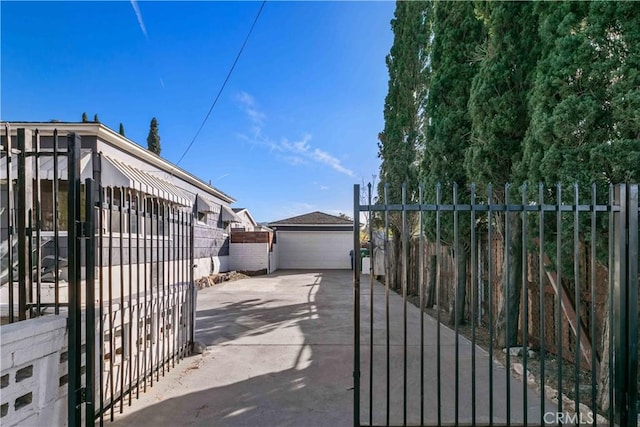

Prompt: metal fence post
[67,132,82,427]
[85,178,96,426]
[624,184,638,425]
[16,128,32,321]
[613,183,639,426]
[353,184,360,427]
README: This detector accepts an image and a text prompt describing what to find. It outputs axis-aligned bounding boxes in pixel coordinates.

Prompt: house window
[198,211,207,223]
[39,180,85,231]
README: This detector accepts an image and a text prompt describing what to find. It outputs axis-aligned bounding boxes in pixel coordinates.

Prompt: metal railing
[353,182,638,426]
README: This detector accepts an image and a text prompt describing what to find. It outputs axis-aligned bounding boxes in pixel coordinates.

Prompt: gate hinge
[80,387,87,403]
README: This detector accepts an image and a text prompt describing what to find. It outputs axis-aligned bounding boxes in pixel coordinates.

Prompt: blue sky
[1,1,394,222]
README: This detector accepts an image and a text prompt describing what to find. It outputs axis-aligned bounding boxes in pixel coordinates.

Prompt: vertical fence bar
[608,184,614,426]
[436,183,442,427]
[188,212,192,351]
[613,184,627,426]
[625,184,638,426]
[453,183,460,427]
[189,211,194,349]
[85,178,96,426]
[17,128,31,321]
[151,199,156,384]
[5,124,15,323]
[180,209,185,357]
[108,187,115,421]
[487,183,494,425]
[143,196,149,392]
[160,202,166,377]
[419,182,424,427]
[155,199,161,383]
[53,129,60,315]
[573,184,580,415]
[173,208,184,362]
[172,208,177,368]
[184,211,189,351]
[401,183,408,427]
[471,183,477,425]
[162,203,175,372]
[353,184,361,427]
[504,183,511,426]
[184,210,188,357]
[98,185,105,427]
[27,213,34,315]
[127,190,133,406]
[135,194,141,398]
[521,184,528,426]
[119,187,125,414]
[67,132,82,427]
[34,130,42,316]
[590,184,597,427]
[367,183,373,427]
[384,183,390,427]
[27,214,33,315]
[556,184,563,418]
[538,183,546,425]
[171,208,177,368]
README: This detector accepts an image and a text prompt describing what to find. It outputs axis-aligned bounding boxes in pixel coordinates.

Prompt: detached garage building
[269,211,353,269]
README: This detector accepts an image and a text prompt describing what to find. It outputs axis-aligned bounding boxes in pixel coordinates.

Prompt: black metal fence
[353,182,638,426]
[1,126,196,426]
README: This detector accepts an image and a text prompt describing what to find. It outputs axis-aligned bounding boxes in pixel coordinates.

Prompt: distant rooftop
[269,211,353,226]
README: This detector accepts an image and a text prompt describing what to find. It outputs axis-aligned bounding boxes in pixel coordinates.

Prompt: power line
[176,1,266,166]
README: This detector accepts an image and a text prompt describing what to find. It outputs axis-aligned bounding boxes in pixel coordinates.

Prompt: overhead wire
[175,0,266,166]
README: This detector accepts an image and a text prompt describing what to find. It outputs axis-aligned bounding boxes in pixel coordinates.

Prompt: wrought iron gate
[353,182,638,426]
[2,126,196,426]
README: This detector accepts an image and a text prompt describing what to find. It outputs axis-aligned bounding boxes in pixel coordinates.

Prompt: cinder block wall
[1,316,68,426]
[229,243,269,272]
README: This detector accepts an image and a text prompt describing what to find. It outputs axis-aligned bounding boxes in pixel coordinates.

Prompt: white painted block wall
[1,316,68,427]
[229,243,269,272]
[269,243,278,273]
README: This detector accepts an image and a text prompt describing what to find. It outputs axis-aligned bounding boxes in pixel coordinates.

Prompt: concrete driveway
[111,270,355,427]
[110,270,549,427]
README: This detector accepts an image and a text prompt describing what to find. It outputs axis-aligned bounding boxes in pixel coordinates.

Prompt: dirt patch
[407,295,613,424]
[195,271,250,289]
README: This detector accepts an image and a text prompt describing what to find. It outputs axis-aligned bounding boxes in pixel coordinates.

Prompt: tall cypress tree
[523,1,640,189]
[377,0,431,290]
[378,0,431,203]
[521,3,640,409]
[82,112,88,123]
[421,0,484,323]
[147,117,161,155]
[119,123,126,137]
[93,114,100,123]
[466,1,540,347]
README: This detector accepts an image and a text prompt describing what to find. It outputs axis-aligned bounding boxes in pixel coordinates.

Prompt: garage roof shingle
[269,211,353,226]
